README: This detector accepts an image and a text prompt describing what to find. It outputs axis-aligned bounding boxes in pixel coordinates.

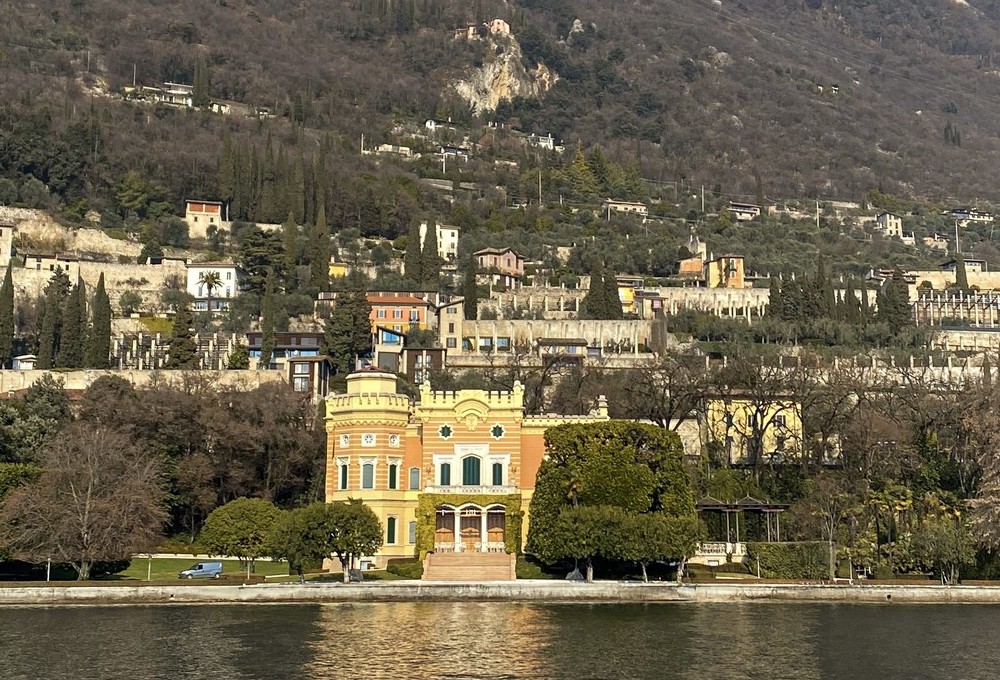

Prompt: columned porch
[433,504,507,554]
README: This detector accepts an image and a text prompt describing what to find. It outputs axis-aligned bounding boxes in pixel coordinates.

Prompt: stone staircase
[421,552,517,581]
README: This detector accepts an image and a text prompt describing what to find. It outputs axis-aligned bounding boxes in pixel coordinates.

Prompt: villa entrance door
[460,510,481,552]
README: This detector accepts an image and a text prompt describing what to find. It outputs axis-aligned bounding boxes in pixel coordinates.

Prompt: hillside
[5,1,1000,237]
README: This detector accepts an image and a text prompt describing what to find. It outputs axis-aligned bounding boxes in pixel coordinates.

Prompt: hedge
[386,558,423,579]
[746,541,829,579]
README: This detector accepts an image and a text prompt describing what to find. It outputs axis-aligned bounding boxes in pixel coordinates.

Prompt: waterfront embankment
[5,580,1000,605]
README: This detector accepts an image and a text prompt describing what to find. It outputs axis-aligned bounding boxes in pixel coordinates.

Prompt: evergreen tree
[218,130,235,207]
[36,269,71,370]
[462,255,479,320]
[860,283,871,325]
[324,290,373,373]
[955,251,970,291]
[581,260,610,319]
[292,153,306,224]
[85,273,112,369]
[0,261,13,368]
[842,278,860,326]
[313,146,328,226]
[602,264,623,320]
[259,269,276,369]
[421,220,442,286]
[310,204,330,290]
[192,56,210,107]
[403,220,422,282]
[767,277,784,319]
[166,305,198,369]
[876,270,913,330]
[282,212,298,289]
[58,282,86,368]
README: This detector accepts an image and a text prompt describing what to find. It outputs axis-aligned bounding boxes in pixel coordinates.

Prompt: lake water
[0,601,995,679]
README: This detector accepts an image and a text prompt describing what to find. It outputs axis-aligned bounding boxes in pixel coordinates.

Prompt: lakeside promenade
[4,580,1000,605]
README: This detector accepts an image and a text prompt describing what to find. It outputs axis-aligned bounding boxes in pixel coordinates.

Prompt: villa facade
[324,370,608,577]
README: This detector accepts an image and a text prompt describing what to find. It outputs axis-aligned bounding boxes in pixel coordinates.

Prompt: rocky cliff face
[452,35,557,113]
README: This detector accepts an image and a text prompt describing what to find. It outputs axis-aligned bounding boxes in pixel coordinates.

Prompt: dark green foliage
[955,251,970,291]
[192,56,210,108]
[766,277,783,319]
[386,558,424,579]
[259,269,276,369]
[746,541,829,579]
[323,289,372,374]
[239,229,286,295]
[137,241,163,264]
[0,262,13,368]
[403,220,422,283]
[57,282,86,369]
[85,274,112,369]
[462,255,479,320]
[601,264,623,320]
[226,345,250,369]
[876,269,913,329]
[581,260,610,319]
[166,305,198,369]
[282,212,298,289]
[35,269,70,370]
[421,219,441,287]
[0,462,42,503]
[309,204,330,290]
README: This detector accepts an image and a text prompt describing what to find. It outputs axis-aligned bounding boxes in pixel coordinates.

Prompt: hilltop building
[324,371,608,579]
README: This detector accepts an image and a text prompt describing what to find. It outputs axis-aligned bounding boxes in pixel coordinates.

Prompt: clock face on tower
[362,433,376,447]
[388,434,400,447]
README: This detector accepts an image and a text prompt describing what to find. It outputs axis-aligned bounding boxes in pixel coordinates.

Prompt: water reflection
[4,601,1000,679]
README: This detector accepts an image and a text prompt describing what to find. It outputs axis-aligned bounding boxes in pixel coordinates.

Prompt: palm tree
[198,271,223,313]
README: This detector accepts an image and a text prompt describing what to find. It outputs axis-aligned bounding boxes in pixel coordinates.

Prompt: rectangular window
[408,520,417,544]
[409,467,420,490]
[387,517,397,545]
[362,461,375,489]
[492,462,503,486]
[292,377,309,392]
[440,462,451,486]
[774,415,787,428]
[447,338,457,349]
[339,461,349,490]
[393,309,402,319]
[448,307,457,314]
[388,463,398,490]
[377,309,386,319]
[293,363,310,375]
[448,323,455,333]
[410,310,419,322]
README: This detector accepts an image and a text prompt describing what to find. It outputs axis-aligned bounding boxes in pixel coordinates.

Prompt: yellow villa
[325,370,608,579]
[703,397,803,464]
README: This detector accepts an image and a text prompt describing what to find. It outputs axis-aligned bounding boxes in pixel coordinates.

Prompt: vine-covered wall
[415,493,523,559]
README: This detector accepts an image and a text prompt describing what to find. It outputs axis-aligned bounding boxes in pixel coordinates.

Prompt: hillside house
[876,212,904,238]
[488,18,511,35]
[23,254,80,281]
[454,24,478,40]
[368,294,435,344]
[729,202,762,222]
[923,234,950,252]
[376,144,413,158]
[425,119,456,133]
[185,262,244,312]
[439,145,470,159]
[184,200,229,239]
[942,258,987,273]
[527,133,556,150]
[419,222,460,262]
[602,199,648,218]
[475,247,525,289]
[705,255,746,289]
[949,208,993,224]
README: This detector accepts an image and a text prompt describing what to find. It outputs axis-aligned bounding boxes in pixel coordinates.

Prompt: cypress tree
[860,282,871,325]
[0,261,13,368]
[324,289,372,373]
[192,56,210,107]
[842,278,860,327]
[403,220,422,282]
[310,203,330,290]
[292,152,306,224]
[602,264,623,319]
[36,269,70,369]
[282,212,298,289]
[767,277,784,319]
[581,260,610,319]
[57,281,85,368]
[218,130,235,207]
[259,268,276,369]
[85,273,112,369]
[462,255,480,320]
[955,251,970,291]
[166,305,198,369]
[421,219,441,286]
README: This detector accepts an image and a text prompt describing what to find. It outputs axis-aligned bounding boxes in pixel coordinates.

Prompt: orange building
[324,370,608,578]
[367,294,433,344]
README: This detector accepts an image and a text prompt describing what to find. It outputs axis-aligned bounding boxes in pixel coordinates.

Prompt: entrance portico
[434,504,507,553]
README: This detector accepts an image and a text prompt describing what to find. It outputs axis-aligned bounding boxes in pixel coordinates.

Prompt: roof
[185,199,224,206]
[537,337,588,346]
[367,295,432,306]
[474,247,522,257]
[186,261,239,268]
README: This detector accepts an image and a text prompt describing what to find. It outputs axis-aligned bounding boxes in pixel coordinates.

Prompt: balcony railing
[424,485,517,494]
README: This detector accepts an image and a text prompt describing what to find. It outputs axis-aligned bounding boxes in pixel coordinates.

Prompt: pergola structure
[695,495,790,543]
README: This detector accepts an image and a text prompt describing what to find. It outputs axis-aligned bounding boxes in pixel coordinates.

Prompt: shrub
[516,556,555,579]
[746,541,828,579]
[386,557,423,579]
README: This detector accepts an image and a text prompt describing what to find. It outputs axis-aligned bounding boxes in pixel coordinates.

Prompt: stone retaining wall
[4,581,1000,605]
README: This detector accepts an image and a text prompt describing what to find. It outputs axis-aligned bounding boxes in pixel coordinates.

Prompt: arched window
[439,462,451,486]
[462,456,481,486]
[387,517,397,545]
[388,462,398,490]
[409,467,420,490]
[361,461,375,489]
[408,520,417,544]
[492,462,503,486]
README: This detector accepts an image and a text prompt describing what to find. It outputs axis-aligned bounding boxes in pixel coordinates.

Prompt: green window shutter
[492,462,503,486]
[387,517,396,544]
[440,463,451,486]
[362,463,374,489]
[339,464,348,490]
[388,464,397,490]
[462,456,481,485]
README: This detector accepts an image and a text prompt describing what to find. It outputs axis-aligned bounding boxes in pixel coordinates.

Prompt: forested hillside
[5,0,1000,227]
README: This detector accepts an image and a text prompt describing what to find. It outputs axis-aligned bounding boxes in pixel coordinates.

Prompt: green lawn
[115,557,290,581]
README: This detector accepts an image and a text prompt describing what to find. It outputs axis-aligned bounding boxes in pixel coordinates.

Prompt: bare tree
[0,425,167,579]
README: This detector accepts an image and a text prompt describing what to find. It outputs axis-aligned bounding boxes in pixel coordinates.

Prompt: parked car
[178,561,223,579]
